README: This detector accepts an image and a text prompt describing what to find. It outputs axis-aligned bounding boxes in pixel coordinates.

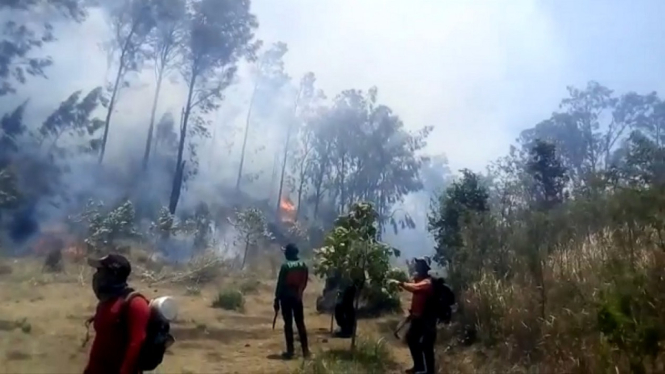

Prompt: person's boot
[281,351,294,360]
[302,347,311,359]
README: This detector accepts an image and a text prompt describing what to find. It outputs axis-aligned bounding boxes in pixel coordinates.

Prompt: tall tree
[169,0,258,214]
[519,81,656,189]
[428,169,490,268]
[303,87,430,233]
[98,0,155,163]
[275,72,319,217]
[525,139,569,211]
[141,0,186,170]
[288,117,315,220]
[235,41,289,192]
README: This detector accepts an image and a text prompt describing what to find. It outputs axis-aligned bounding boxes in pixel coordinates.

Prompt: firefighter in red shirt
[390,257,436,374]
[84,254,150,374]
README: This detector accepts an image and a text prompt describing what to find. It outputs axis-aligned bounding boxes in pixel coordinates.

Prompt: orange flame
[279,195,296,223]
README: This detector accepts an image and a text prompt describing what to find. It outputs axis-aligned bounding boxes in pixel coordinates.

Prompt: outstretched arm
[400,279,431,293]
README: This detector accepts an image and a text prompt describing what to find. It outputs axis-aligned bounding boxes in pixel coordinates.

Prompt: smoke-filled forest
[0,1,665,373]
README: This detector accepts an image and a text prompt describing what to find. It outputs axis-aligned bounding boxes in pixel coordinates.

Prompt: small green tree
[313,202,400,349]
[428,169,490,289]
[152,206,179,239]
[228,207,273,269]
[75,199,140,253]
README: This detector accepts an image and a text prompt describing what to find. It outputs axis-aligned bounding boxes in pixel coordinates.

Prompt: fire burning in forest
[279,196,296,223]
[32,224,86,261]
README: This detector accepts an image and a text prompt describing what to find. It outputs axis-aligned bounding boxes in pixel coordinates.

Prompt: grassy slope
[0,259,414,374]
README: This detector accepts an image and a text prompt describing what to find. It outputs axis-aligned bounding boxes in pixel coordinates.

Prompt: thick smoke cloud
[2,0,664,258]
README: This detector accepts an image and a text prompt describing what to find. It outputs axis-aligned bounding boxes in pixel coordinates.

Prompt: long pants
[334,299,356,335]
[405,317,437,374]
[280,296,309,354]
[334,286,357,335]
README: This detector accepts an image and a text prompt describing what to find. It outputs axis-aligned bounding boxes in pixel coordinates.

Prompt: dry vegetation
[427,184,665,374]
[0,254,414,374]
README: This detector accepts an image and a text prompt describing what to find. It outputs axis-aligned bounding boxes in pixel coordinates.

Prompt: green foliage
[152,206,179,237]
[0,0,88,96]
[314,202,402,324]
[314,202,399,291]
[211,289,244,311]
[188,203,214,250]
[525,139,569,210]
[295,336,392,374]
[298,88,431,233]
[38,87,106,156]
[228,207,273,267]
[75,200,140,252]
[596,270,663,373]
[425,82,665,372]
[169,0,259,212]
[428,169,490,274]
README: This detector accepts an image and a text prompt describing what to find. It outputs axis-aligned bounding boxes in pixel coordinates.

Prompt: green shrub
[295,337,392,374]
[211,289,244,311]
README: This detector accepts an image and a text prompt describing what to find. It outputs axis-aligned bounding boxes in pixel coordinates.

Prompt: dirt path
[0,266,412,373]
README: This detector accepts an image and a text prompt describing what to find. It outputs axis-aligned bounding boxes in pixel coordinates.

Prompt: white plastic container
[149,296,178,322]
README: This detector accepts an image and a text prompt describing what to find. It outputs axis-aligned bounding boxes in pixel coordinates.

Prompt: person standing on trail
[84,254,150,374]
[274,243,311,359]
[389,257,436,374]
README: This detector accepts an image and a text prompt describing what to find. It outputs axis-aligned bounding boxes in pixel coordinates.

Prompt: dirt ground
[0,259,413,374]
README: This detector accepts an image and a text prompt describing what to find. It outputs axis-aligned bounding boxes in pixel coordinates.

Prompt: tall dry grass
[450,230,665,373]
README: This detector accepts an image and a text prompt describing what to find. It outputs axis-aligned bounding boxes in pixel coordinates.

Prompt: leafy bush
[211,289,244,311]
[295,337,392,374]
[313,203,401,346]
[72,199,139,253]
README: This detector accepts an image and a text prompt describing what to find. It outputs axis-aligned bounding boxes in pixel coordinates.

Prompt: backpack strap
[124,291,146,304]
[119,292,149,328]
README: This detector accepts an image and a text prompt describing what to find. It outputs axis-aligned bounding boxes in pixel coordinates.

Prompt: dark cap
[414,256,431,272]
[87,254,131,280]
[282,243,299,256]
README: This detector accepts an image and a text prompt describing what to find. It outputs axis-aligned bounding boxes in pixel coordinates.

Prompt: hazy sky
[26,0,665,174]
[251,0,665,172]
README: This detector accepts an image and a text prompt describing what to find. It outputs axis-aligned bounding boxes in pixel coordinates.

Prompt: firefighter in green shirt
[273,243,311,359]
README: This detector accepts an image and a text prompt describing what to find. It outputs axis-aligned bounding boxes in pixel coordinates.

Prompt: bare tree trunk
[275,89,303,215]
[296,177,305,220]
[313,174,324,219]
[269,148,280,201]
[241,238,250,269]
[98,58,125,164]
[169,72,196,214]
[235,82,259,193]
[98,28,135,164]
[142,68,165,170]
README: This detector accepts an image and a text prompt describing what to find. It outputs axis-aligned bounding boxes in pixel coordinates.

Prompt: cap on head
[283,243,299,257]
[413,256,431,273]
[87,253,131,280]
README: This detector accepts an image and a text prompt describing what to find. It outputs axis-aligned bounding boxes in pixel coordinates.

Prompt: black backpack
[428,279,456,324]
[122,292,175,371]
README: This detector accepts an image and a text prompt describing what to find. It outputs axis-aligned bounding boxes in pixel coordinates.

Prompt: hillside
[0,258,415,374]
